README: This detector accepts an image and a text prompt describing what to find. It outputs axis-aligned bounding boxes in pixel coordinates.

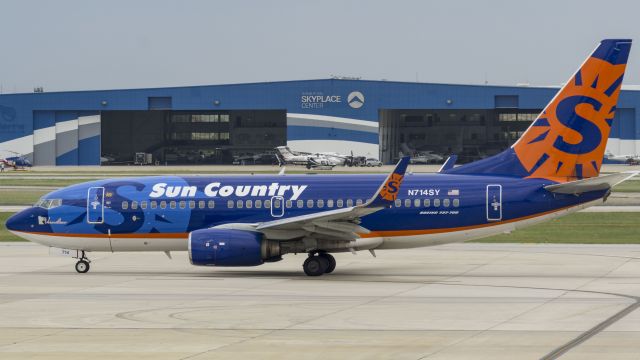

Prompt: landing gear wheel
[303,256,327,276]
[75,260,90,273]
[319,253,336,273]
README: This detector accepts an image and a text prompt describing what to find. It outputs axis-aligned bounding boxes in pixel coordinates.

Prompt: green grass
[476,212,640,244]
[0,213,25,241]
[612,180,640,193]
[0,175,638,190]
[0,178,91,187]
[0,189,50,206]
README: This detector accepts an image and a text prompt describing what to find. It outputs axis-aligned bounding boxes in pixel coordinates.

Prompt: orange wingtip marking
[379,173,403,201]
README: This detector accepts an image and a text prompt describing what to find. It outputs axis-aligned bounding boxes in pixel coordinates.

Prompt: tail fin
[446,39,632,182]
[275,146,294,159]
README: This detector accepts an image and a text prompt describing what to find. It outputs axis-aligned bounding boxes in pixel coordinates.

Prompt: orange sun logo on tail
[513,56,627,181]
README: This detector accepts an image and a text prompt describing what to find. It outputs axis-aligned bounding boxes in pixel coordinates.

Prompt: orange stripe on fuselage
[14,232,189,239]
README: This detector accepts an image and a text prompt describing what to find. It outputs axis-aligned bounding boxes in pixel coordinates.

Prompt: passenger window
[198,200,205,209]
[327,199,334,208]
[255,199,262,208]
[131,201,138,210]
[286,200,292,208]
[395,199,402,207]
[297,200,304,208]
[179,201,186,209]
[122,201,129,210]
[404,199,411,207]
[170,201,176,209]
[433,199,441,207]
[264,200,271,208]
[423,199,430,207]
[414,199,420,207]
[208,200,215,209]
[347,199,353,207]
[189,200,195,209]
[227,200,234,208]
[453,198,460,207]
[317,199,324,208]
[307,199,313,208]
[237,200,243,208]
[443,198,450,207]
[160,201,167,209]
[246,200,253,209]
[273,198,281,208]
[356,199,363,206]
[151,201,157,209]
[141,201,147,209]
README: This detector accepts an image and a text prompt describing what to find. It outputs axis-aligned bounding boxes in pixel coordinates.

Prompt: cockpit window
[35,198,62,209]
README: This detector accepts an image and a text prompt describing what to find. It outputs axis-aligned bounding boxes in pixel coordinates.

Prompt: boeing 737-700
[5,39,638,276]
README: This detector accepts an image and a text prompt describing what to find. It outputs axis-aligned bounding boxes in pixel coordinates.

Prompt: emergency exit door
[486,184,502,221]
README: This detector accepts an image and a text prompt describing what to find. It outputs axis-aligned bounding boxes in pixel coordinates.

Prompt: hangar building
[0,79,639,165]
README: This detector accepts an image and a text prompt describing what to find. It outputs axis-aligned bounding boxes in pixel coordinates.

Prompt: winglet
[438,155,457,173]
[365,156,410,208]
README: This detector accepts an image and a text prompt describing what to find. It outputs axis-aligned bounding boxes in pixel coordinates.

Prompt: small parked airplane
[5,39,638,276]
[274,146,340,169]
[400,143,444,164]
[603,150,640,165]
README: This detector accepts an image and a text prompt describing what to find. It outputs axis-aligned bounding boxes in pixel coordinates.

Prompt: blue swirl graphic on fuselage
[95,181,146,234]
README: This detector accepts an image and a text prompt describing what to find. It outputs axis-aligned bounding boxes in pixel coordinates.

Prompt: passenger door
[87,187,105,224]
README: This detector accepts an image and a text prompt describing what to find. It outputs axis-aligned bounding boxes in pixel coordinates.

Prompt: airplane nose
[5,211,22,231]
[5,208,35,232]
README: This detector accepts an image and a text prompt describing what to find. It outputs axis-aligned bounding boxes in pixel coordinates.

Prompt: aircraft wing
[215,157,410,240]
[544,171,638,195]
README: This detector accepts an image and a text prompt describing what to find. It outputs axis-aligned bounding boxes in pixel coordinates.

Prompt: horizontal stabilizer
[544,171,638,195]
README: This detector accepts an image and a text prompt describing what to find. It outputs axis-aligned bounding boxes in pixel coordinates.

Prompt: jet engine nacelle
[188,229,281,266]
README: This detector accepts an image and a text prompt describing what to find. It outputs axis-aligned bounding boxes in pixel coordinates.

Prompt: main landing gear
[74,251,91,274]
[303,252,336,276]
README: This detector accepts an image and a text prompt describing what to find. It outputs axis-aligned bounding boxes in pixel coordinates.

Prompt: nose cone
[6,209,29,232]
[5,207,47,233]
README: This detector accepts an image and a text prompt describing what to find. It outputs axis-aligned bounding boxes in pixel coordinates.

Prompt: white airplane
[275,146,341,169]
[400,143,444,164]
[604,150,640,165]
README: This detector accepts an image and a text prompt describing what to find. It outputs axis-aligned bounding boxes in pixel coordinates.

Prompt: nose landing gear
[303,252,336,276]
[74,251,91,273]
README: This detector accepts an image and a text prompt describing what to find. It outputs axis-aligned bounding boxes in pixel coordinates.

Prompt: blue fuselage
[7,173,605,250]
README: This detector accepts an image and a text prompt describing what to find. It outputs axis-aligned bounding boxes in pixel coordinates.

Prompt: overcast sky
[1,0,639,93]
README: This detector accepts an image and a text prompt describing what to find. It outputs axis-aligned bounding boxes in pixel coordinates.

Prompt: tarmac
[1,243,640,359]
